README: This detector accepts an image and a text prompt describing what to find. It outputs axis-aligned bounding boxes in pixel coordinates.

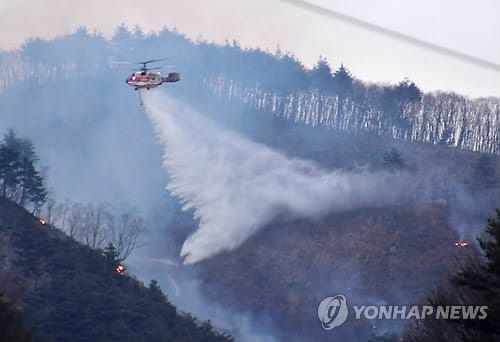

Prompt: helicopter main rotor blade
[137,58,169,65]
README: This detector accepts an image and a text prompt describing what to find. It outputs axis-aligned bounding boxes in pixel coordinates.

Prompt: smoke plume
[141,90,406,264]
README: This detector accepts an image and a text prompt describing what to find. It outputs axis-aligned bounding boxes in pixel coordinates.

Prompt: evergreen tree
[0,143,21,198]
[310,57,334,91]
[395,78,422,103]
[103,242,120,264]
[18,140,46,208]
[405,211,500,341]
[453,209,500,339]
[332,63,353,97]
[383,148,405,172]
[3,129,22,152]
[149,280,167,302]
[380,79,422,129]
[28,169,48,213]
[0,130,47,208]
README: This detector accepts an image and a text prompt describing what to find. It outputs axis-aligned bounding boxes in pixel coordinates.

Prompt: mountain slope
[0,294,32,342]
[196,205,474,342]
[0,197,232,342]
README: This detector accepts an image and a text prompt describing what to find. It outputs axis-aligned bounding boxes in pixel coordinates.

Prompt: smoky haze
[1,0,499,97]
[141,90,409,264]
[0,27,498,341]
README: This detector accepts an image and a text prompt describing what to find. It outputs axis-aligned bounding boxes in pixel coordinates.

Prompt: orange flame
[39,218,47,225]
[455,241,469,247]
[116,264,126,274]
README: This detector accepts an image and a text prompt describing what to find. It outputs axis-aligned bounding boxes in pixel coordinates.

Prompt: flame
[38,218,47,225]
[115,264,126,274]
[455,241,469,248]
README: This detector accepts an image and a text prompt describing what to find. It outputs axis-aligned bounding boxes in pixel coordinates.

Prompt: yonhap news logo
[317,295,349,330]
[317,294,488,331]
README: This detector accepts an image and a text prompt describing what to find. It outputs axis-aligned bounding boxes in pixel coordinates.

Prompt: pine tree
[403,211,500,341]
[380,79,422,129]
[0,131,48,209]
[332,63,353,97]
[102,242,120,264]
[395,78,422,103]
[149,280,167,301]
[3,129,22,152]
[0,144,21,198]
[0,129,25,200]
[310,57,334,91]
[17,141,46,208]
[28,170,48,213]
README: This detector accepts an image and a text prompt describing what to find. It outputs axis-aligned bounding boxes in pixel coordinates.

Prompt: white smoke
[141,90,406,264]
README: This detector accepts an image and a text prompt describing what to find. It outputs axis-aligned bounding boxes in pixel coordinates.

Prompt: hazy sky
[1,0,499,97]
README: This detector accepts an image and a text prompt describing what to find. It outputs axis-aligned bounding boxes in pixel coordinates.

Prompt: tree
[0,143,21,198]
[40,196,64,225]
[102,242,120,265]
[80,204,108,250]
[403,210,500,341]
[0,130,47,209]
[383,147,405,171]
[25,162,47,212]
[394,78,422,103]
[58,201,146,260]
[107,211,146,261]
[149,280,168,301]
[380,79,422,129]
[66,202,85,239]
[17,139,47,208]
[310,57,334,91]
[332,63,353,97]
[453,209,500,339]
[331,63,354,124]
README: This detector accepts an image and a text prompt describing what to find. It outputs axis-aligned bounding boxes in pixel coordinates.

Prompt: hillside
[190,204,476,341]
[0,197,232,342]
[0,294,32,342]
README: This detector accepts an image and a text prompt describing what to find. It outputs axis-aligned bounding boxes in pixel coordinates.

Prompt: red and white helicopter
[126,59,180,90]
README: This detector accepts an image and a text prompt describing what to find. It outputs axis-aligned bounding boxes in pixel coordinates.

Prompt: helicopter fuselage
[126,71,180,90]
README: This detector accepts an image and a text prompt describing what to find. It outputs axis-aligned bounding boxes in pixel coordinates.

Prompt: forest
[0,25,498,155]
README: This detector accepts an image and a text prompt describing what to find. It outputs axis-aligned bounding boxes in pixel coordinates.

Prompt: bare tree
[46,198,146,259]
[39,196,64,225]
[59,198,72,229]
[107,211,146,261]
[66,203,85,240]
[80,203,108,250]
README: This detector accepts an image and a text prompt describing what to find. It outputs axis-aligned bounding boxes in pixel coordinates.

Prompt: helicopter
[126,58,180,90]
